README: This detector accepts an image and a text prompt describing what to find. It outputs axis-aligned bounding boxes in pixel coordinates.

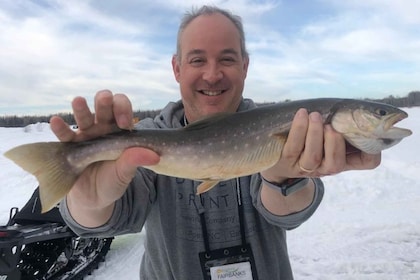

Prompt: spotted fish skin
[4,98,412,212]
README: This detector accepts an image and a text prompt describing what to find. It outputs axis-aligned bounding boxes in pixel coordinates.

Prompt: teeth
[201,90,223,96]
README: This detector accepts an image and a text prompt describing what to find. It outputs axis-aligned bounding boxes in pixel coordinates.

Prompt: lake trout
[4,98,412,212]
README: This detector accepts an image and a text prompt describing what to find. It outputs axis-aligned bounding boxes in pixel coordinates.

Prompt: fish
[4,98,412,212]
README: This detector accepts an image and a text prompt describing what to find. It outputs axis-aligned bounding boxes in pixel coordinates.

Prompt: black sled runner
[0,188,113,280]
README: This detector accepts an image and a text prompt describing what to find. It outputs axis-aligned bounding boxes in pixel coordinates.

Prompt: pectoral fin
[196,180,220,195]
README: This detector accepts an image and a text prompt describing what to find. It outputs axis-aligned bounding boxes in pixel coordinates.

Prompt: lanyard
[184,116,247,252]
[197,178,247,254]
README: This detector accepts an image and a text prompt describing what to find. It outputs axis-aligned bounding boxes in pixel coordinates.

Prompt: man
[51,6,381,279]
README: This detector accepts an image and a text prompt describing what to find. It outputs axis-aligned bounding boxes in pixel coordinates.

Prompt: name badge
[199,244,258,280]
[210,261,253,280]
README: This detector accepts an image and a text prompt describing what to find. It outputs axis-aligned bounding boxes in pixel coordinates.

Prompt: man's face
[172,13,249,122]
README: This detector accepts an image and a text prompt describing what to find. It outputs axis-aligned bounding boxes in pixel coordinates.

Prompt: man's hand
[261,108,381,182]
[51,90,159,227]
[50,89,134,142]
[260,108,381,216]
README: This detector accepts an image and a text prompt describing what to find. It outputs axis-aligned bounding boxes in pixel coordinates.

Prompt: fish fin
[184,113,233,131]
[271,131,289,142]
[4,142,78,213]
[196,180,220,194]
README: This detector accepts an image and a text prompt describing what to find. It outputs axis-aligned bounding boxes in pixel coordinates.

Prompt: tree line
[0,110,161,128]
[368,91,420,108]
[1,91,419,127]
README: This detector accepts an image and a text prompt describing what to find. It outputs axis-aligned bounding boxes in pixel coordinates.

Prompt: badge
[199,244,258,280]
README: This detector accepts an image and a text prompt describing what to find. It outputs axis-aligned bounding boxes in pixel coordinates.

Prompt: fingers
[281,109,348,177]
[319,125,346,175]
[263,109,325,180]
[297,111,324,174]
[50,89,134,143]
[50,115,75,142]
[266,108,382,180]
[72,96,94,130]
[113,93,134,129]
[345,151,381,171]
[94,90,115,126]
[283,108,309,161]
[94,90,133,130]
[283,109,324,176]
[298,121,380,177]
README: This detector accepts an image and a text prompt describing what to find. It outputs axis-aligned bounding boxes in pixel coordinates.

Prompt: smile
[199,90,226,96]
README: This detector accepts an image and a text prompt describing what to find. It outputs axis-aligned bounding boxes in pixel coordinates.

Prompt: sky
[1,0,420,115]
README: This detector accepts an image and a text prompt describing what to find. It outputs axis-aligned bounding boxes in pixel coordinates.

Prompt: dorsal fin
[183,112,234,131]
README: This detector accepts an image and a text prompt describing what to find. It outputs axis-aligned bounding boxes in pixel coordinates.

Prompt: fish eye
[375,108,388,116]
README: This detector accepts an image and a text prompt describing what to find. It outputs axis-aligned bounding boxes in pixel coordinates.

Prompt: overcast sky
[1,0,420,115]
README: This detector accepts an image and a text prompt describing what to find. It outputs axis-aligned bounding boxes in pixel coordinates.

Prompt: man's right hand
[50,89,160,227]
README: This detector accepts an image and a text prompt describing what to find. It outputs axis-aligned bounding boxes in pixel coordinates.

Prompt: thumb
[122,147,160,166]
[115,147,160,185]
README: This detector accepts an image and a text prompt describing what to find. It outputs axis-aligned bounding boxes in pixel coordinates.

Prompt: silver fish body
[4,98,412,212]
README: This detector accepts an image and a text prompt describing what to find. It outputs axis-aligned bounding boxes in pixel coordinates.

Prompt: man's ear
[242,56,249,80]
[172,55,181,83]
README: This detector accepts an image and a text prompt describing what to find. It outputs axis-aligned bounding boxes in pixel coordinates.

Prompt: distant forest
[1,91,419,127]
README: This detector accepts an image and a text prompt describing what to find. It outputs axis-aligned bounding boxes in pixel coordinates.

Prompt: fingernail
[118,115,130,128]
[310,112,322,122]
[296,108,308,117]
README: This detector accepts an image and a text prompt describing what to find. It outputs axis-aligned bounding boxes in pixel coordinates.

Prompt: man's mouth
[199,90,226,96]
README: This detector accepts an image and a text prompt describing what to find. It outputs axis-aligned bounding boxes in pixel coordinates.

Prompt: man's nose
[202,63,223,84]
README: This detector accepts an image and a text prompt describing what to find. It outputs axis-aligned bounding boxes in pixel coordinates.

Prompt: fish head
[330,100,412,154]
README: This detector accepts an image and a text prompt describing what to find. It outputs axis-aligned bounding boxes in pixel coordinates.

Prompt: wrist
[259,171,288,185]
[260,174,309,196]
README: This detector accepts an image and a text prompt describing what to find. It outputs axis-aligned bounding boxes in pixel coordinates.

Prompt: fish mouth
[383,112,412,138]
[199,90,227,97]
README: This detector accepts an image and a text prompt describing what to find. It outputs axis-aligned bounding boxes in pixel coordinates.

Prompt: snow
[1,110,419,280]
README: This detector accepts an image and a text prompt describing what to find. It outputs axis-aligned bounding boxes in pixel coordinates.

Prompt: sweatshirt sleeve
[59,168,157,238]
[250,175,324,230]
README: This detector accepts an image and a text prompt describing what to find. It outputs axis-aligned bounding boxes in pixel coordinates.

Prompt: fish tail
[4,142,78,213]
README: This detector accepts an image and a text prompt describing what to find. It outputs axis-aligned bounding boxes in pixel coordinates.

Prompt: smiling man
[53,5,380,279]
[172,12,249,122]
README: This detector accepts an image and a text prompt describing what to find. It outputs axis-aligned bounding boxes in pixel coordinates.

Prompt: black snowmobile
[0,188,113,280]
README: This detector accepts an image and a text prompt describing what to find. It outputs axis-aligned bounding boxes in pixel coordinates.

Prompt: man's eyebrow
[186,49,205,57]
[221,48,240,56]
[185,48,240,57]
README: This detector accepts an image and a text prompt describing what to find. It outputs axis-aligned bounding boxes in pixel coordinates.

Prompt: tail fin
[4,142,78,213]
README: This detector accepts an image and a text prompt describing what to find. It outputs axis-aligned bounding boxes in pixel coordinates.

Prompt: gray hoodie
[60,99,324,279]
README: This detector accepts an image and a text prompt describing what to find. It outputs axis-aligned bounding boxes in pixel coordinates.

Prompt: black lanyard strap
[199,208,211,253]
[198,178,246,254]
[235,178,247,247]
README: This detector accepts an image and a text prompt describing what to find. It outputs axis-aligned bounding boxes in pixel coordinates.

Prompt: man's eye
[221,57,235,65]
[190,58,205,65]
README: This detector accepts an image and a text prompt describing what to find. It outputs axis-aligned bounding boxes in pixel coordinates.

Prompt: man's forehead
[179,14,241,56]
[181,13,239,40]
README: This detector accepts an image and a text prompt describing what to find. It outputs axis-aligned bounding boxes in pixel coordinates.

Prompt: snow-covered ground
[1,108,418,280]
